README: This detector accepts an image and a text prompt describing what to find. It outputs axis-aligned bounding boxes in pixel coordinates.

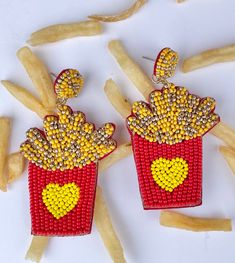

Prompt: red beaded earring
[127,48,219,209]
[21,69,117,236]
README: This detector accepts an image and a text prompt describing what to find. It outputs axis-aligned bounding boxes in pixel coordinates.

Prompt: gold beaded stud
[153,48,179,85]
[55,69,84,105]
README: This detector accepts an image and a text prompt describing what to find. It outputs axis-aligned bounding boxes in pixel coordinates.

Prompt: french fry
[27,21,103,46]
[210,122,235,150]
[7,152,26,183]
[104,79,132,119]
[182,44,235,73]
[219,146,235,175]
[25,236,50,263]
[89,0,147,22]
[108,40,154,100]
[0,117,11,192]
[160,211,232,232]
[1,80,52,119]
[99,142,132,172]
[176,0,186,3]
[17,47,56,110]
[94,186,126,263]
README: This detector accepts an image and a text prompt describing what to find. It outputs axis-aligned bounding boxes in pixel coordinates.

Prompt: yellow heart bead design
[151,157,188,192]
[42,183,80,219]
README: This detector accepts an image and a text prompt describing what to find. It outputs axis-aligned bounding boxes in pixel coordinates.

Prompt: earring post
[142,56,155,62]
[50,72,57,79]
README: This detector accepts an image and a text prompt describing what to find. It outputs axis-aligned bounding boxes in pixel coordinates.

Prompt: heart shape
[42,182,80,219]
[151,157,188,192]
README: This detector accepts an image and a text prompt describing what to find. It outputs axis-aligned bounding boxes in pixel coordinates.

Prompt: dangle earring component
[20,69,117,236]
[127,48,219,209]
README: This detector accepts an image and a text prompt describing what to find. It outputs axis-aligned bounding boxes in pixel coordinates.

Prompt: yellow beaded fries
[25,236,49,263]
[27,21,103,46]
[0,117,11,192]
[182,44,235,73]
[104,79,132,119]
[17,47,56,110]
[160,211,232,232]
[127,86,219,144]
[95,186,126,263]
[7,152,26,183]
[89,0,147,22]
[20,105,116,171]
[108,40,153,100]
[1,80,51,119]
[219,146,235,175]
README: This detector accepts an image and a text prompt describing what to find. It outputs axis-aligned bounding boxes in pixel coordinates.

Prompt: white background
[1,0,235,262]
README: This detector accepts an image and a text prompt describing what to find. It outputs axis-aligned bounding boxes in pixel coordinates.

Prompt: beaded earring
[127,48,220,209]
[20,69,117,236]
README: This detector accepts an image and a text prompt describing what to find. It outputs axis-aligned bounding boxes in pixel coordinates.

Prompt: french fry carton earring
[127,48,220,209]
[20,69,117,236]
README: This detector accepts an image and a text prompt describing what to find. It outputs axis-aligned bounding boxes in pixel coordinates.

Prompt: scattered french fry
[99,142,132,172]
[25,236,50,263]
[160,211,232,232]
[182,44,235,73]
[7,152,26,183]
[108,40,153,100]
[1,80,52,119]
[176,0,186,3]
[27,21,103,46]
[17,47,56,110]
[210,122,235,150]
[219,146,235,175]
[104,79,132,119]
[89,0,147,22]
[0,117,11,192]
[94,186,126,263]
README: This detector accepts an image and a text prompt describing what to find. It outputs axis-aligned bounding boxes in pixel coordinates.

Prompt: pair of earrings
[20,48,219,236]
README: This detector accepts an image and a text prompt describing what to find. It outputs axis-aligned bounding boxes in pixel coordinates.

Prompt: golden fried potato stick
[104,79,132,119]
[27,21,103,46]
[108,40,153,100]
[1,80,52,119]
[94,186,126,263]
[210,122,235,150]
[103,77,137,119]
[25,236,49,263]
[176,0,186,3]
[7,152,26,183]
[17,47,56,110]
[219,146,235,175]
[160,211,232,232]
[89,0,147,22]
[182,44,235,73]
[0,117,11,192]
[99,142,132,172]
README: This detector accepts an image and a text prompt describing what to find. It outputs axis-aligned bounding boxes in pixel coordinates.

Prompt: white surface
[1,0,235,262]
